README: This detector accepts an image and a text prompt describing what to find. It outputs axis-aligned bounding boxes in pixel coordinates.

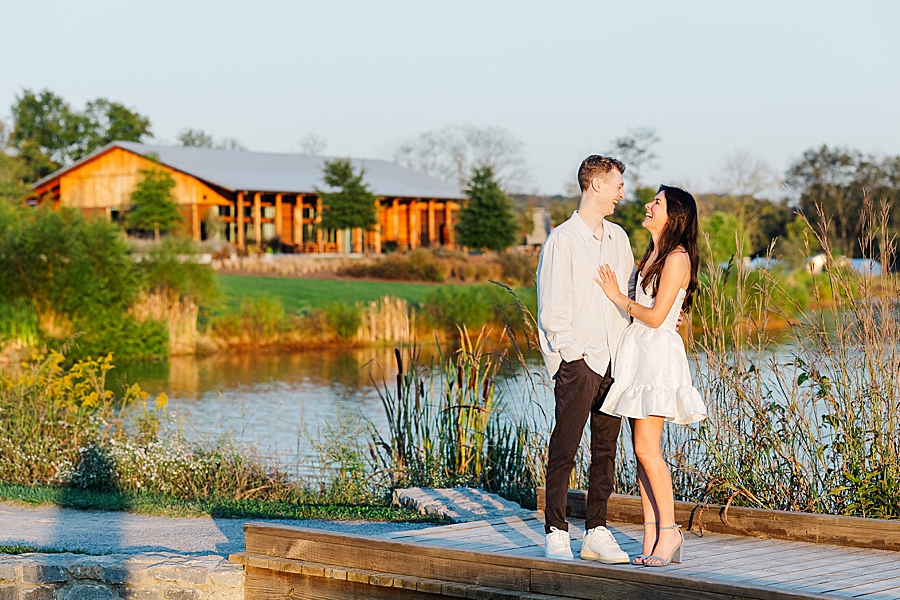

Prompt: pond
[117,345,556,470]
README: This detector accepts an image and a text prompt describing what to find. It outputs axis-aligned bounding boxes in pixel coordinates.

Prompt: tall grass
[371,327,544,507]
[366,199,899,519]
[0,351,400,512]
[0,299,39,346]
[667,198,899,517]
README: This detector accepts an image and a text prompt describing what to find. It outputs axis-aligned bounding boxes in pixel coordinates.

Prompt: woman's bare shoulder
[666,246,690,264]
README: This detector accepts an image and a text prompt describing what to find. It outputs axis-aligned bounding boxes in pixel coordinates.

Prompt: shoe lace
[587,527,616,545]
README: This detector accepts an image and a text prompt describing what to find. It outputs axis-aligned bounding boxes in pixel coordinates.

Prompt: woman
[594,184,706,567]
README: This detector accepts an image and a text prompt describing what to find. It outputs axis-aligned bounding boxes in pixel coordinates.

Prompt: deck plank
[821,574,900,597]
[237,509,900,600]
[786,568,900,596]
[729,550,899,587]
[378,513,900,599]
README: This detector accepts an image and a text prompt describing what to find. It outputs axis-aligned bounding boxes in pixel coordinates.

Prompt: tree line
[0,89,521,250]
[2,89,898,261]
[547,129,899,267]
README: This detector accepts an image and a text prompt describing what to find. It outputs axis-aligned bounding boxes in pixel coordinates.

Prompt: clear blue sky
[3,0,898,195]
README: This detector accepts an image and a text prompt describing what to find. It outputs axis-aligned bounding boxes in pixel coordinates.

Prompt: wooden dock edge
[536,487,900,552]
[232,523,836,600]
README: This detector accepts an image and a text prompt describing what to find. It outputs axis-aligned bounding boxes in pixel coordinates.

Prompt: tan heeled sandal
[631,522,658,565]
[644,524,683,567]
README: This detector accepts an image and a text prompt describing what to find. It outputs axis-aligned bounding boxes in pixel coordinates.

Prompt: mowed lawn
[216,274,447,312]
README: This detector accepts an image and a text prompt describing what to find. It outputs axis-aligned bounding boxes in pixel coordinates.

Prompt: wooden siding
[36,146,462,251]
[58,147,231,210]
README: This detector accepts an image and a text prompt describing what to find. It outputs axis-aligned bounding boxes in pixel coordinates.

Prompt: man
[537,155,634,562]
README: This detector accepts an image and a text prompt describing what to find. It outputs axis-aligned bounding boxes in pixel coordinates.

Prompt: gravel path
[0,503,435,557]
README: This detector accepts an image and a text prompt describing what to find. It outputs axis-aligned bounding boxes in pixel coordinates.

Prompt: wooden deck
[385,515,900,597]
[231,509,900,599]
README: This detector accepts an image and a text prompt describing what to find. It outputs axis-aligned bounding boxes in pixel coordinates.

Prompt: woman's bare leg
[631,418,659,559]
[632,416,680,564]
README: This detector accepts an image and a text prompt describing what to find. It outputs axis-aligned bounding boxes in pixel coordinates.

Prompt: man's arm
[537,239,581,361]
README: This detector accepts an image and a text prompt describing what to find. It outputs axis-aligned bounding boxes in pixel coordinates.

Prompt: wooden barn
[29,141,465,253]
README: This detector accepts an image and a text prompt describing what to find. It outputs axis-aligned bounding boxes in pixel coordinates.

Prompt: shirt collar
[572,210,606,241]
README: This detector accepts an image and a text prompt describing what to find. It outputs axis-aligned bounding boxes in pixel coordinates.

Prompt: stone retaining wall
[211,253,375,276]
[0,553,243,600]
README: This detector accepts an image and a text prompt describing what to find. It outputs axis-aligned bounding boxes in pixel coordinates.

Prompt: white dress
[601,275,707,425]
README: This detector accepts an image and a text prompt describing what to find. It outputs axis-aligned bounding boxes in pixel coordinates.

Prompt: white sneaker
[544,527,574,560]
[580,526,630,564]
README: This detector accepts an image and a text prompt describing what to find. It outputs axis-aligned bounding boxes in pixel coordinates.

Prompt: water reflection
[117,346,555,469]
[117,347,409,463]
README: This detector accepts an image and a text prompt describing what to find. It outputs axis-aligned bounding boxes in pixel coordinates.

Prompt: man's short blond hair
[578,155,626,192]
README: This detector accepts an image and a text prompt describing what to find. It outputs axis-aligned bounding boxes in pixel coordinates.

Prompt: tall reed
[371,326,543,506]
[368,199,899,519]
[0,299,39,347]
[671,198,899,517]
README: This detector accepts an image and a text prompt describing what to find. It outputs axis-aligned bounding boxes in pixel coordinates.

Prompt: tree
[609,186,654,257]
[177,128,245,151]
[0,123,30,203]
[392,124,530,193]
[177,128,214,148]
[700,211,750,265]
[455,166,518,252]
[73,99,152,160]
[299,134,327,155]
[0,152,30,204]
[786,145,869,257]
[610,127,660,193]
[11,90,80,180]
[519,201,535,241]
[714,150,780,199]
[549,195,579,228]
[704,150,791,257]
[315,158,377,233]
[126,162,183,241]
[10,90,152,181]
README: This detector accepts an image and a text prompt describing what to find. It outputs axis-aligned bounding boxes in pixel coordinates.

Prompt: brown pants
[544,358,620,533]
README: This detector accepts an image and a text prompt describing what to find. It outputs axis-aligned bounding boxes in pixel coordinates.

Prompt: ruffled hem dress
[601,275,707,425]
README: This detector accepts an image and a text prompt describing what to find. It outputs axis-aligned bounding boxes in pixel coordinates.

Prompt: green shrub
[339,248,446,282]
[138,237,218,304]
[211,297,291,339]
[422,284,534,331]
[0,206,140,316]
[497,252,537,286]
[64,311,169,363]
[323,302,361,339]
[0,205,213,360]
[0,299,39,345]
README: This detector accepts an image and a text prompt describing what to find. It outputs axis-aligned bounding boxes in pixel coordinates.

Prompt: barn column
[192,203,201,242]
[445,202,454,249]
[275,193,283,242]
[253,192,262,245]
[392,198,400,246]
[315,197,323,251]
[293,197,303,245]
[427,199,436,246]
[374,201,382,254]
[408,199,418,250]
[237,192,245,250]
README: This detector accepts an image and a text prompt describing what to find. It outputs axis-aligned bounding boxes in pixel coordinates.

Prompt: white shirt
[537,211,635,379]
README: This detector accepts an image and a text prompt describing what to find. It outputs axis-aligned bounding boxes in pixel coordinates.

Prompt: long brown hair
[636,185,699,312]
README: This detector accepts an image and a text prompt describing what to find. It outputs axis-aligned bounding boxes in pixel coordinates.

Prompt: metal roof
[34,141,465,200]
